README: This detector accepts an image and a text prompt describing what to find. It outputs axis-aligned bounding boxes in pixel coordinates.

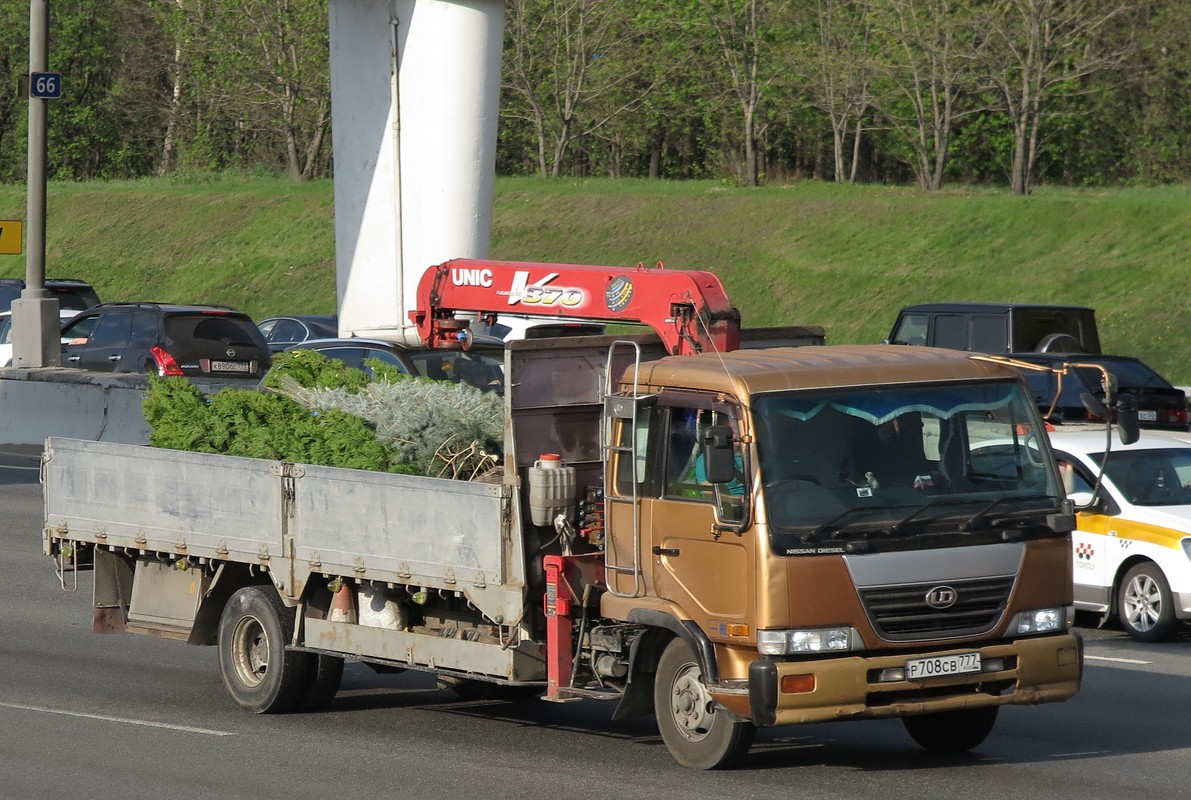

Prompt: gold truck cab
[601,344,1082,768]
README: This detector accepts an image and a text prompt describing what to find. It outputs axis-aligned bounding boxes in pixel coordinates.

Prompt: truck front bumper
[731,633,1082,728]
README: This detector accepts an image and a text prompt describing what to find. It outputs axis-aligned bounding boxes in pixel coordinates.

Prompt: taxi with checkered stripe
[1048,429,1191,641]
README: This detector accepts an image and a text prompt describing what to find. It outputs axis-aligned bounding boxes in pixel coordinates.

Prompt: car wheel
[218,585,310,713]
[902,706,999,753]
[653,637,754,770]
[1118,562,1178,642]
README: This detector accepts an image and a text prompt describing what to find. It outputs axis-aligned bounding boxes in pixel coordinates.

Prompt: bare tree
[687,0,791,187]
[503,0,651,178]
[798,0,875,183]
[868,0,987,191]
[977,0,1130,195]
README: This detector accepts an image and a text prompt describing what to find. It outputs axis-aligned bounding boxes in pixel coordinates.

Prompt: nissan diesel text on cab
[45,260,1086,769]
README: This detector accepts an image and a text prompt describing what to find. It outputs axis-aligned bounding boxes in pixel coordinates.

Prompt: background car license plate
[906,652,981,680]
[1138,410,1157,422]
[211,360,250,373]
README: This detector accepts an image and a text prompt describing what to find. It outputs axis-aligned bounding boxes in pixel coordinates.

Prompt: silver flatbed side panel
[44,438,284,561]
[293,463,514,590]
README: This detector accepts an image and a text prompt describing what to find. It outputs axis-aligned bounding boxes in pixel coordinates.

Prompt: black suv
[1009,352,1188,431]
[887,302,1101,354]
[0,278,101,314]
[60,303,271,380]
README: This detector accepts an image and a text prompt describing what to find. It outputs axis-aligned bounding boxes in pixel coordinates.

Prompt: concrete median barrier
[0,368,255,448]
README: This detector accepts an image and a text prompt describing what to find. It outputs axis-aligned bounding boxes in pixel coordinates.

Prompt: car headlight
[757,627,859,655]
[1013,606,1073,635]
[1181,539,1191,560]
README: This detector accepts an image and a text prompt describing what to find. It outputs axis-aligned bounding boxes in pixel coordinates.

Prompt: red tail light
[1163,408,1188,427]
[150,346,184,376]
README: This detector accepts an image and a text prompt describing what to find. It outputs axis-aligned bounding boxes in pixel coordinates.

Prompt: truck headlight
[757,627,857,655]
[1013,606,1073,635]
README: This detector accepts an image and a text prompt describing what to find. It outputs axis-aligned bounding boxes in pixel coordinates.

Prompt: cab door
[612,399,753,628]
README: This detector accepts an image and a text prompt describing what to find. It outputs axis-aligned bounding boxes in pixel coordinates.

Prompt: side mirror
[1067,490,1096,510]
[1115,392,1140,445]
[701,424,736,484]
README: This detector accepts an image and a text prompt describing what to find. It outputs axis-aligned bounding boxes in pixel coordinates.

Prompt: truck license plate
[905,652,981,680]
[211,360,251,373]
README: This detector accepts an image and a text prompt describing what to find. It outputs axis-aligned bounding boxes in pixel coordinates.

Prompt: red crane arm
[409,259,742,356]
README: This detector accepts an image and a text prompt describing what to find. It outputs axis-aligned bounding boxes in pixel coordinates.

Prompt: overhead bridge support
[329,0,505,344]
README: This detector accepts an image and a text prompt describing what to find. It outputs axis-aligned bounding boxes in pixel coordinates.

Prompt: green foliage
[143,349,504,478]
[262,348,373,393]
[143,373,412,474]
[274,371,504,479]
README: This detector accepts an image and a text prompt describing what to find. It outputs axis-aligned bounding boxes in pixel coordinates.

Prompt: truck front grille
[858,576,1014,641]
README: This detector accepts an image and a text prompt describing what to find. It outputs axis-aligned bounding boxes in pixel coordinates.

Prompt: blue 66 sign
[30,72,62,99]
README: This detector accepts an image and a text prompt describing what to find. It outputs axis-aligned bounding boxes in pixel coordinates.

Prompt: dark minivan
[887,302,1101,355]
[60,302,270,380]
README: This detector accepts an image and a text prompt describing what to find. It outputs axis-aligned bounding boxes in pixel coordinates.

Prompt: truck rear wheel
[299,654,345,711]
[902,706,998,753]
[218,586,310,714]
[654,638,754,769]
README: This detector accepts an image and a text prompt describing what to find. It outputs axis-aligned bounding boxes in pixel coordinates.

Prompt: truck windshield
[754,380,1063,554]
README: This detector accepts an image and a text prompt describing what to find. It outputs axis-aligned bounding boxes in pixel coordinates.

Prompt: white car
[0,310,80,367]
[1048,429,1191,641]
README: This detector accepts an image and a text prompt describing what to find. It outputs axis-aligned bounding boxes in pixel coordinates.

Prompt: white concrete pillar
[329,0,504,343]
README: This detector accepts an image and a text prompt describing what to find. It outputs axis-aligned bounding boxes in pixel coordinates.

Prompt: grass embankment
[1,175,1188,381]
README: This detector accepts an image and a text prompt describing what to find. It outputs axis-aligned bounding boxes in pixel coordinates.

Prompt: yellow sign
[0,220,22,255]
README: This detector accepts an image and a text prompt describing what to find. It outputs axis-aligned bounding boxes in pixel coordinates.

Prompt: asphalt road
[3,448,1191,799]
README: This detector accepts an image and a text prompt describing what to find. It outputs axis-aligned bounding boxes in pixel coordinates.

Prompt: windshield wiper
[805,504,911,542]
[885,497,984,536]
[959,494,1054,532]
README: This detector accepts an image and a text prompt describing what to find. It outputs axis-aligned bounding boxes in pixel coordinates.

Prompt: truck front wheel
[218,586,310,714]
[653,638,754,769]
[902,706,998,753]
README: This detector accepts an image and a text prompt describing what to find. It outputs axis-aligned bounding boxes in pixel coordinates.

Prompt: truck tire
[902,706,998,753]
[1118,562,1178,642]
[653,637,754,769]
[299,654,345,711]
[218,586,310,714]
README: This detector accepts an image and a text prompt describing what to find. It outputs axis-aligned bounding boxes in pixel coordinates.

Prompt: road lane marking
[1085,655,1151,665]
[0,701,237,735]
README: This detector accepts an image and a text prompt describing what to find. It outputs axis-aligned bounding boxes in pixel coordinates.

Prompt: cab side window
[611,407,652,497]
[663,406,747,523]
[664,407,711,500]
